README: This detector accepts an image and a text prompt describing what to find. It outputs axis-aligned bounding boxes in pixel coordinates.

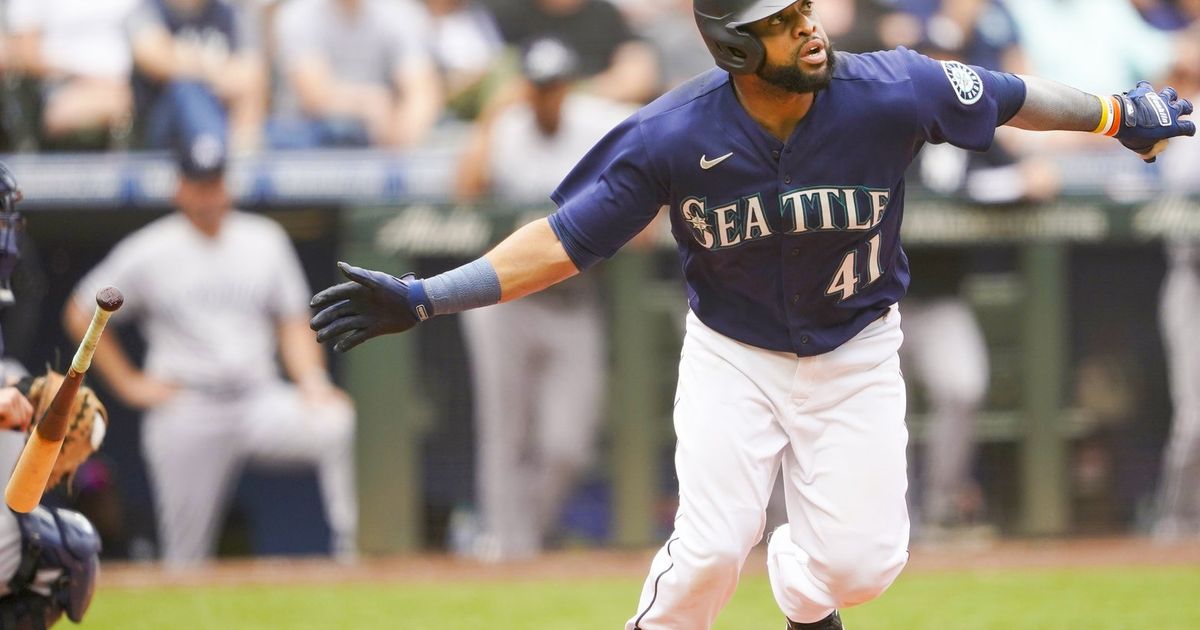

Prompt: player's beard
[756,45,838,94]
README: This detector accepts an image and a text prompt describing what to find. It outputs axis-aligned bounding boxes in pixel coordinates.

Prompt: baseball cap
[178,132,227,181]
[174,103,229,181]
[519,37,581,86]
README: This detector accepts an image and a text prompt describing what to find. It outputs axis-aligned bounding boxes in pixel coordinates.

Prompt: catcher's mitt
[23,370,108,490]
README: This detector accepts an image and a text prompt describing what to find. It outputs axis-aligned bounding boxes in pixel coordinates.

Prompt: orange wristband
[1094,95,1123,137]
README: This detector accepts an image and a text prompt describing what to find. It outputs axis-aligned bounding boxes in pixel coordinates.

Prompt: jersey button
[784,175,792,184]
[791,293,801,304]
[771,150,781,161]
[800,335,811,344]
[791,247,800,256]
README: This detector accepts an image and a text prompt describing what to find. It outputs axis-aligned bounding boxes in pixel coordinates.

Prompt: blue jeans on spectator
[141,81,228,151]
[265,117,371,150]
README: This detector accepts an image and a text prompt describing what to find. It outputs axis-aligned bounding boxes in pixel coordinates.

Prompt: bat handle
[5,432,64,513]
[72,307,114,374]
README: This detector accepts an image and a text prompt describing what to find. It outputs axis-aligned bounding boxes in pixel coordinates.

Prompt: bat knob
[96,287,124,312]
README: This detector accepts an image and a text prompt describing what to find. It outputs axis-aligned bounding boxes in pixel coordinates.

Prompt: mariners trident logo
[941,60,983,105]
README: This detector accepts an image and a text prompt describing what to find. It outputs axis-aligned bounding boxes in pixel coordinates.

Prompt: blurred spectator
[632,0,712,93]
[270,0,443,149]
[6,0,138,150]
[491,0,657,103]
[455,37,634,560]
[127,0,267,153]
[1133,0,1200,29]
[64,121,358,568]
[1004,0,1174,95]
[425,0,505,120]
[821,0,921,55]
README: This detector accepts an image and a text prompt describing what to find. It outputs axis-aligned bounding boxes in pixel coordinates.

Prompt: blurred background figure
[269,0,443,149]
[5,0,138,151]
[1152,12,1200,541]
[455,37,633,561]
[424,0,505,120]
[126,0,267,153]
[63,120,357,568]
[824,0,1059,539]
[620,0,713,94]
[490,0,658,104]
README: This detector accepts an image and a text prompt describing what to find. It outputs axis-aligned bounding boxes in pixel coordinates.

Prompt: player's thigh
[1161,269,1200,386]
[781,316,909,563]
[673,313,791,544]
[904,298,987,403]
[462,302,539,422]
[240,382,353,464]
[141,395,244,531]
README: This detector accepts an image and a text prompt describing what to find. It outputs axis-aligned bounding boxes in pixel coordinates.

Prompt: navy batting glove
[1110,82,1195,163]
[309,262,433,352]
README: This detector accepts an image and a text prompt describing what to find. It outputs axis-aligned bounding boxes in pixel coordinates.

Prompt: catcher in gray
[0,161,105,628]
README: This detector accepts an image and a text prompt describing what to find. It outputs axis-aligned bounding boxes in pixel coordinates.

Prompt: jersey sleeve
[548,114,667,270]
[903,48,1026,151]
[265,225,312,321]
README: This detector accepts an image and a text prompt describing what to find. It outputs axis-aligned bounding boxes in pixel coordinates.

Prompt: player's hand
[310,262,429,353]
[1113,82,1195,163]
[0,386,33,432]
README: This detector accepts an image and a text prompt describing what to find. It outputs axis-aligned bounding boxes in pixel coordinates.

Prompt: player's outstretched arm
[1006,76,1195,162]
[310,217,578,352]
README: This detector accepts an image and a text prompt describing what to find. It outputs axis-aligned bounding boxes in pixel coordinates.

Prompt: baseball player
[0,162,104,628]
[311,1,1195,627]
[1154,61,1200,541]
[65,130,358,568]
[456,38,636,560]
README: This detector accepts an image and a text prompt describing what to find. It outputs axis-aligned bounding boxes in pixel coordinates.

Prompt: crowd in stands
[0,0,1192,169]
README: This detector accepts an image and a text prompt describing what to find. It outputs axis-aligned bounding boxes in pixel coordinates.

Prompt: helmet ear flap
[695,13,766,74]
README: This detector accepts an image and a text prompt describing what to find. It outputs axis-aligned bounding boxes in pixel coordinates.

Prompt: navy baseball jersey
[548,47,1025,355]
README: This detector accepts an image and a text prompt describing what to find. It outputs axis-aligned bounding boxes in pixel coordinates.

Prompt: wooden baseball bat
[5,287,124,513]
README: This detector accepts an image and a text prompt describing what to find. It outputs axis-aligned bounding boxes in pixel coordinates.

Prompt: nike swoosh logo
[700,152,733,170]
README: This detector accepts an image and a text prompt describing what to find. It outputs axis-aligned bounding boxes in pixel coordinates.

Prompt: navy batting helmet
[694,0,795,74]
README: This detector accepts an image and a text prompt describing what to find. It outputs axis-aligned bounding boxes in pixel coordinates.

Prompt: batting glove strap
[407,279,433,322]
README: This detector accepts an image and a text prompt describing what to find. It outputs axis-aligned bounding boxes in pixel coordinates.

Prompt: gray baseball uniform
[1155,131,1200,539]
[72,211,357,566]
[462,92,633,560]
[900,297,989,531]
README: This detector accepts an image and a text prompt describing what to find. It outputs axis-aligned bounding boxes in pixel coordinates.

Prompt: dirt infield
[99,536,1200,590]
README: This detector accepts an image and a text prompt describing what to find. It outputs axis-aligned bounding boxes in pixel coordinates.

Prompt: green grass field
[86,565,1200,629]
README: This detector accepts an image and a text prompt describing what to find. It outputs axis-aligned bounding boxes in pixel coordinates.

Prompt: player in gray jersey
[456,38,637,560]
[65,132,358,568]
[312,1,1193,627]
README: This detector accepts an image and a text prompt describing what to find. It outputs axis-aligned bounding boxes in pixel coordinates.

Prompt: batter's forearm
[485,218,580,303]
[1005,75,1103,132]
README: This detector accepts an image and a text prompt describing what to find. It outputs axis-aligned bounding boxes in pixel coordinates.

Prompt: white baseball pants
[142,381,357,568]
[628,308,910,629]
